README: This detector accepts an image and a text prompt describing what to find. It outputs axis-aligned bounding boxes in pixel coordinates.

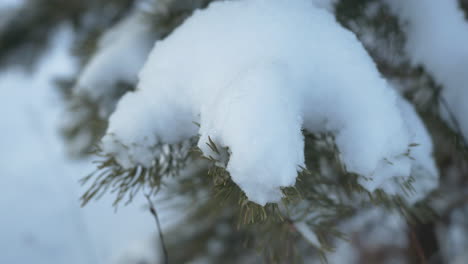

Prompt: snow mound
[102,0,435,205]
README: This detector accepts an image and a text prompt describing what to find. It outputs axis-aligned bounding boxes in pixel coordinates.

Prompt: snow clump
[102,0,436,205]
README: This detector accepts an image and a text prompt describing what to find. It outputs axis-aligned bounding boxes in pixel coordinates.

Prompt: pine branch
[80,138,195,207]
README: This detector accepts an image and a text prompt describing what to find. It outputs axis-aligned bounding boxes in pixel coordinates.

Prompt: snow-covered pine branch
[100,0,437,205]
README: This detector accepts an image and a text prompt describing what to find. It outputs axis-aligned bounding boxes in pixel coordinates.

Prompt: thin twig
[410,227,427,264]
[438,94,467,146]
[145,194,169,264]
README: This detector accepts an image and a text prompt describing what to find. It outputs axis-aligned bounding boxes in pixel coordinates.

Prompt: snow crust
[74,11,156,118]
[103,0,435,205]
[385,0,468,142]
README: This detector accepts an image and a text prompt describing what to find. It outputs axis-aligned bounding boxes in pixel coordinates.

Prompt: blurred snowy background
[0,3,160,262]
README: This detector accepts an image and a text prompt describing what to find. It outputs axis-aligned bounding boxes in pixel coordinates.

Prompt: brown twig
[145,194,169,264]
[438,94,467,146]
[410,228,427,264]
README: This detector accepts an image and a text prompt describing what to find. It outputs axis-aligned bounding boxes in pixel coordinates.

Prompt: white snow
[385,0,468,143]
[103,0,435,205]
[376,96,438,203]
[74,11,156,118]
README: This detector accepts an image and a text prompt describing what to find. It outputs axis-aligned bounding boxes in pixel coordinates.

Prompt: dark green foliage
[335,0,375,25]
[0,0,136,68]
[461,0,468,18]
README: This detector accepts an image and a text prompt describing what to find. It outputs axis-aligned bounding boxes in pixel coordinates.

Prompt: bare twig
[410,228,427,264]
[439,94,468,146]
[145,194,169,264]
